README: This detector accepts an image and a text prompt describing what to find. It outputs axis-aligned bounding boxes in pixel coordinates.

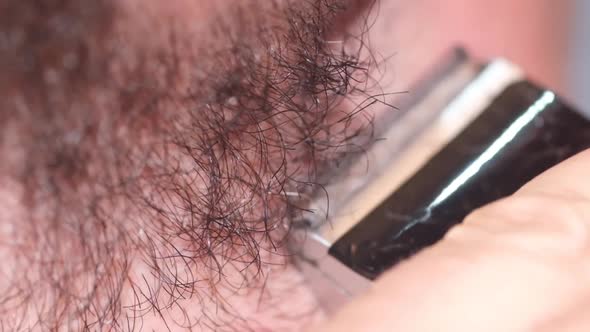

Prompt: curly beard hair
[0,0,386,330]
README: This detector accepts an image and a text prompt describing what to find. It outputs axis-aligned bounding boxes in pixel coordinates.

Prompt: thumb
[315,149,590,332]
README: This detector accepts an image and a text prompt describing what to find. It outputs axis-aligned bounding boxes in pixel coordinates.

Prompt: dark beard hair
[0,0,387,330]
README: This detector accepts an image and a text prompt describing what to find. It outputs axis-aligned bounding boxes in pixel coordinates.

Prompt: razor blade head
[289,51,590,313]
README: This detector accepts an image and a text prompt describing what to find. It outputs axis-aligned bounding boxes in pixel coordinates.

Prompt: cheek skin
[364,0,570,100]
[442,0,570,92]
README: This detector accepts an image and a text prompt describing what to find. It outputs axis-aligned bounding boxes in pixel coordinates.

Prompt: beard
[0,0,380,330]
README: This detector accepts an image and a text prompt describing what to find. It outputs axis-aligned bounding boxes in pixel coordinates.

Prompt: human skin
[356,0,571,110]
[314,148,590,332]
[0,0,573,331]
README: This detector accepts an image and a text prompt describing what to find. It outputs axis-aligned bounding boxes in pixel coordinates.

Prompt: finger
[314,149,590,332]
[518,148,590,199]
[537,298,590,332]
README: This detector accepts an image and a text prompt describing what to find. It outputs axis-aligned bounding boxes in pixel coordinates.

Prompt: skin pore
[0,0,571,331]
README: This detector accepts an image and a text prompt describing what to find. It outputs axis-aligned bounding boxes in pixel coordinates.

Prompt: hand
[315,149,590,332]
